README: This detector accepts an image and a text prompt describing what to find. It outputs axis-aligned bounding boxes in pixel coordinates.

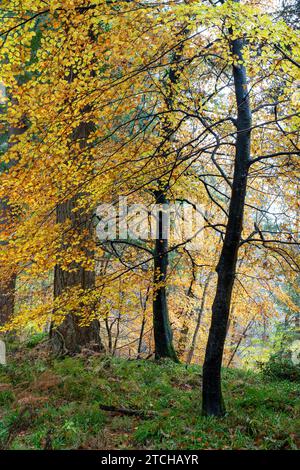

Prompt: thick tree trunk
[153,190,178,362]
[50,118,103,355]
[50,196,102,355]
[202,33,252,416]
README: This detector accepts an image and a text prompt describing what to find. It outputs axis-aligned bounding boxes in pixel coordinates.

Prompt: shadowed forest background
[0,0,299,450]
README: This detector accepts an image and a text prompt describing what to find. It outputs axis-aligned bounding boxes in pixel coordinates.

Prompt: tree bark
[137,286,149,358]
[202,32,252,416]
[177,319,189,359]
[153,190,178,362]
[0,272,16,326]
[186,273,212,365]
[150,27,187,363]
[227,317,254,368]
[0,101,27,327]
[50,196,102,355]
[0,201,16,326]
[50,120,103,355]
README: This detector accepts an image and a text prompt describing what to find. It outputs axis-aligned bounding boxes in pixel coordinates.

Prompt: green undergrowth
[0,344,299,450]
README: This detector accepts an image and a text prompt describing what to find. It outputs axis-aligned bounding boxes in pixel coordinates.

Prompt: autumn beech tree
[0,1,188,339]
[50,117,103,355]
[49,21,103,354]
[0,0,299,416]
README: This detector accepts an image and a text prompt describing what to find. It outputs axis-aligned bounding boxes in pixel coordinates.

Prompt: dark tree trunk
[0,200,16,326]
[105,313,113,354]
[150,29,188,363]
[153,190,178,362]
[187,273,212,365]
[137,313,146,358]
[0,104,27,327]
[202,33,252,416]
[0,274,16,326]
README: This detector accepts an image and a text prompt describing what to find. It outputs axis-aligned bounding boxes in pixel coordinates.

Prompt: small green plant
[25,332,47,349]
[256,325,300,382]
[260,350,300,382]
[0,389,14,406]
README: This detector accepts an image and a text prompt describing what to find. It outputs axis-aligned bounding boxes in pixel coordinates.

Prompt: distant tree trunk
[186,273,212,365]
[227,317,254,368]
[113,311,121,355]
[0,200,16,326]
[229,313,237,347]
[177,319,189,359]
[104,313,113,354]
[0,272,16,326]
[137,314,146,358]
[202,31,252,416]
[50,120,103,355]
[0,101,27,327]
[153,190,178,362]
[137,286,150,358]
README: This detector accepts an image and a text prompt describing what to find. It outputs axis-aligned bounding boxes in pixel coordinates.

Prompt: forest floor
[0,337,299,450]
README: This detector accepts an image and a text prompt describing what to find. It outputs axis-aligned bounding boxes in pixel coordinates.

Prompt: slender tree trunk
[137,313,146,358]
[137,286,149,358]
[151,26,188,363]
[227,317,254,368]
[153,190,178,362]
[112,318,120,355]
[177,319,189,359]
[186,273,212,364]
[202,31,252,416]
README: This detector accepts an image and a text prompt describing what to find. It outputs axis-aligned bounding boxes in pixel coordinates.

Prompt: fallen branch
[99,404,156,419]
